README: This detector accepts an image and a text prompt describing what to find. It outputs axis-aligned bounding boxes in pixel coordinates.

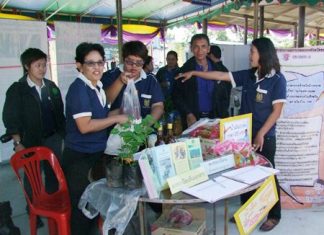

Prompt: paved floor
[1,162,324,235]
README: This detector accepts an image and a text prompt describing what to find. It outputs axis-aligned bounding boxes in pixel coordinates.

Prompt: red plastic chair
[10,146,71,235]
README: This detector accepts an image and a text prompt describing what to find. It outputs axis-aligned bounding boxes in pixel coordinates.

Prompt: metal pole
[203,18,208,35]
[294,23,297,48]
[162,23,166,66]
[298,6,305,48]
[163,39,166,66]
[244,16,248,45]
[116,0,123,62]
[259,6,264,37]
[253,0,259,39]
[224,199,228,235]
[316,28,320,46]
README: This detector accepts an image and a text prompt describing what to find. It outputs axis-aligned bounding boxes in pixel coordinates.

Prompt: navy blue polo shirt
[230,69,286,137]
[65,73,110,153]
[164,67,178,96]
[196,60,214,112]
[102,65,164,118]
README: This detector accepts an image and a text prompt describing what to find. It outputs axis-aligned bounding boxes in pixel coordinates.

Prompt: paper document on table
[182,176,248,203]
[222,165,279,185]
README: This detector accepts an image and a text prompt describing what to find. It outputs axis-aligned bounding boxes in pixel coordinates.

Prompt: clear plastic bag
[105,124,124,155]
[121,79,141,122]
[105,79,141,155]
[79,179,145,235]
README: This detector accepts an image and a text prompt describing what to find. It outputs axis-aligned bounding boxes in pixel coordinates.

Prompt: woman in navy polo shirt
[101,41,164,120]
[176,37,286,232]
[63,42,128,235]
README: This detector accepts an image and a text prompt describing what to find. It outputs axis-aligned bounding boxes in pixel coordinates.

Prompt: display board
[54,21,101,100]
[234,175,278,235]
[219,113,252,143]
[0,19,48,162]
[276,47,324,208]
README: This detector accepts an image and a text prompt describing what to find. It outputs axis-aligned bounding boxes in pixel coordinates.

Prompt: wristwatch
[13,140,21,147]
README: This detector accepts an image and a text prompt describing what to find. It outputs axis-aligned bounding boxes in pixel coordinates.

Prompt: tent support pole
[298,6,305,48]
[259,6,264,37]
[253,0,259,39]
[203,18,208,35]
[244,15,248,45]
[116,0,123,62]
[294,23,297,48]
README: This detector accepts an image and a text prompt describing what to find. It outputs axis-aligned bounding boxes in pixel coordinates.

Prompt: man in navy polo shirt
[172,34,231,129]
[102,41,164,121]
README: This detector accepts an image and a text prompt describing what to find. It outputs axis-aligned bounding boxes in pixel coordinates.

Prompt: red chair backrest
[10,146,68,205]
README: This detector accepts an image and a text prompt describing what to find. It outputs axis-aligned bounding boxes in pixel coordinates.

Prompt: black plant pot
[104,155,123,188]
[123,162,143,189]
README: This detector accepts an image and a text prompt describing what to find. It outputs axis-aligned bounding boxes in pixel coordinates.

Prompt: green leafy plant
[111,115,159,163]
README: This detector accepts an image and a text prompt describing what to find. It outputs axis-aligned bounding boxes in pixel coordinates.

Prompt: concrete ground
[1,162,324,235]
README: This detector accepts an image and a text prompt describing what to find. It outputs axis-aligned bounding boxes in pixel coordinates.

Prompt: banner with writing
[276,47,324,208]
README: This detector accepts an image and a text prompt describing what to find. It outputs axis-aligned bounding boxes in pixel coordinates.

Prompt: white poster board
[219,113,252,143]
[0,19,48,162]
[54,21,101,99]
[218,44,250,71]
[276,47,324,208]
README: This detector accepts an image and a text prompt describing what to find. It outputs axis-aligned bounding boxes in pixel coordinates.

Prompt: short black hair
[167,50,178,60]
[209,45,222,59]
[190,34,210,46]
[122,41,148,61]
[20,48,47,74]
[75,42,105,64]
[143,55,153,68]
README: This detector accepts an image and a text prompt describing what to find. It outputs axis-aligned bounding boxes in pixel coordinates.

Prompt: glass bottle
[164,123,176,144]
[155,126,165,146]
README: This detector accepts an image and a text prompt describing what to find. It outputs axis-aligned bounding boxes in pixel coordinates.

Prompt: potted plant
[109,115,159,188]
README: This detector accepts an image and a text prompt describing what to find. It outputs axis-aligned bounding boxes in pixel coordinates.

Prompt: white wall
[54,21,101,100]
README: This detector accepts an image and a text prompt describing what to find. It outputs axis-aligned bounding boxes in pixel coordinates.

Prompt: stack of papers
[222,165,279,185]
[182,165,279,203]
[182,176,248,203]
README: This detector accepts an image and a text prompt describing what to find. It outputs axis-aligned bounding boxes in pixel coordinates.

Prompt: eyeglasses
[83,60,105,67]
[124,59,144,68]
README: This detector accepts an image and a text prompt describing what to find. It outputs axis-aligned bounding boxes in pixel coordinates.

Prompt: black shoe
[259,218,280,231]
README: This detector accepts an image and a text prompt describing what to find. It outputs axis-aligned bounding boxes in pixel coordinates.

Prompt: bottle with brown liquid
[155,126,165,146]
[164,123,176,144]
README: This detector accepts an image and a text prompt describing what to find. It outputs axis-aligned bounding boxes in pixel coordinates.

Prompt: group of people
[2,33,286,234]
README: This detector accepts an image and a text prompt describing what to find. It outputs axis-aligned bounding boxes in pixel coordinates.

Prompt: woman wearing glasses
[63,42,128,235]
[102,40,164,121]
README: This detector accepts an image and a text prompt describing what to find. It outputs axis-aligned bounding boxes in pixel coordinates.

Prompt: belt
[199,111,211,118]
[43,130,56,138]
